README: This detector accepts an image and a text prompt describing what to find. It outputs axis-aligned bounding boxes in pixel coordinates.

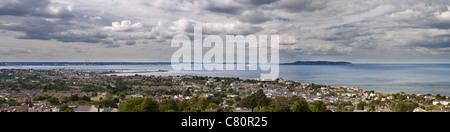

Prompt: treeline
[119,95,228,112]
[236,90,330,112]
[30,93,121,112]
[118,90,332,112]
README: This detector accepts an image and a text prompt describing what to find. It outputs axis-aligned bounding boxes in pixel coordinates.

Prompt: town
[0,69,448,112]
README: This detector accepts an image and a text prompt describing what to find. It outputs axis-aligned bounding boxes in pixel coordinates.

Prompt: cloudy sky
[0,0,450,63]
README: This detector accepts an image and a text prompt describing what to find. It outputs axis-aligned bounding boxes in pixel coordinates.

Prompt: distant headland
[281,61,353,65]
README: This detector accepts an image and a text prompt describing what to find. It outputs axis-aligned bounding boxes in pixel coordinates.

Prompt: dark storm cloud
[0,1,142,48]
[125,41,137,45]
[0,17,113,46]
[411,34,450,49]
[101,40,114,45]
[203,4,243,15]
[238,10,272,24]
[237,0,280,7]
[428,20,450,29]
[0,19,67,40]
[0,0,74,19]
[273,0,328,13]
[202,0,279,15]
[1,0,450,62]
[322,28,372,42]
[52,32,109,43]
[100,40,120,48]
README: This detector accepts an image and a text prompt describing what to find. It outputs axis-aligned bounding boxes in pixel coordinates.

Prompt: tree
[159,99,178,112]
[390,102,418,112]
[69,95,79,101]
[310,101,331,112]
[105,93,114,101]
[33,94,50,101]
[254,90,270,108]
[272,96,291,112]
[357,102,367,110]
[59,105,69,112]
[119,93,126,100]
[61,96,69,104]
[197,97,208,111]
[119,97,144,112]
[292,100,311,112]
[139,98,159,112]
[235,97,241,102]
[99,97,119,108]
[206,103,220,109]
[46,96,60,105]
[436,94,445,101]
[177,99,190,112]
[80,96,91,102]
[236,89,270,112]
[237,95,256,112]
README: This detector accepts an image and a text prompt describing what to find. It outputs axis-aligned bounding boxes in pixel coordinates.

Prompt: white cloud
[104,20,143,32]
[436,7,450,20]
[1,0,450,62]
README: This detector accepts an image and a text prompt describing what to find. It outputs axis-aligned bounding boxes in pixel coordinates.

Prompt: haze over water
[2,64,450,96]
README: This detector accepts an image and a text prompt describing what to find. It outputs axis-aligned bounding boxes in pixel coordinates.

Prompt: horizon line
[1,61,450,64]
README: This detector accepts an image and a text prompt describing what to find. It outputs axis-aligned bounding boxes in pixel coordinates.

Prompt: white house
[433,100,449,105]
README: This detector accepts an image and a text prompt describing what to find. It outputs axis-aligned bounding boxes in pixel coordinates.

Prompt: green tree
[237,95,256,112]
[69,95,79,101]
[206,103,220,109]
[80,96,91,102]
[272,96,291,112]
[59,105,69,112]
[236,89,270,112]
[119,97,144,112]
[61,96,69,104]
[310,101,331,112]
[159,99,178,112]
[390,102,418,112]
[139,98,159,112]
[292,100,311,112]
[436,94,445,101]
[46,96,60,105]
[105,93,114,101]
[33,94,50,101]
[357,102,367,110]
[119,93,126,100]
[99,98,118,108]
[254,90,270,108]
[198,97,208,111]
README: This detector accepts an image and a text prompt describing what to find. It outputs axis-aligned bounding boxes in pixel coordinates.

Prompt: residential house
[233,107,252,112]
[75,105,98,112]
[205,108,223,112]
[0,106,29,112]
[100,108,118,112]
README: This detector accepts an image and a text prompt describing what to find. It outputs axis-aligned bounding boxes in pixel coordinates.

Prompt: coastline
[0,68,449,112]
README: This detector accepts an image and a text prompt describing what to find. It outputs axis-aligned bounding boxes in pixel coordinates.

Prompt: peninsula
[281,61,353,65]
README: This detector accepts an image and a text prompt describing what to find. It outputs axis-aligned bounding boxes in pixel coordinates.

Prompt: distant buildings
[433,100,449,105]
[0,106,29,112]
[233,107,252,112]
[75,105,98,112]
[205,108,223,112]
[100,108,118,112]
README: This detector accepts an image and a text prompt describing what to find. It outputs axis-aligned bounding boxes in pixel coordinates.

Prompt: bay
[1,63,450,96]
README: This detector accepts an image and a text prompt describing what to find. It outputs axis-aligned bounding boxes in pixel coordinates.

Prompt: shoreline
[0,67,448,97]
